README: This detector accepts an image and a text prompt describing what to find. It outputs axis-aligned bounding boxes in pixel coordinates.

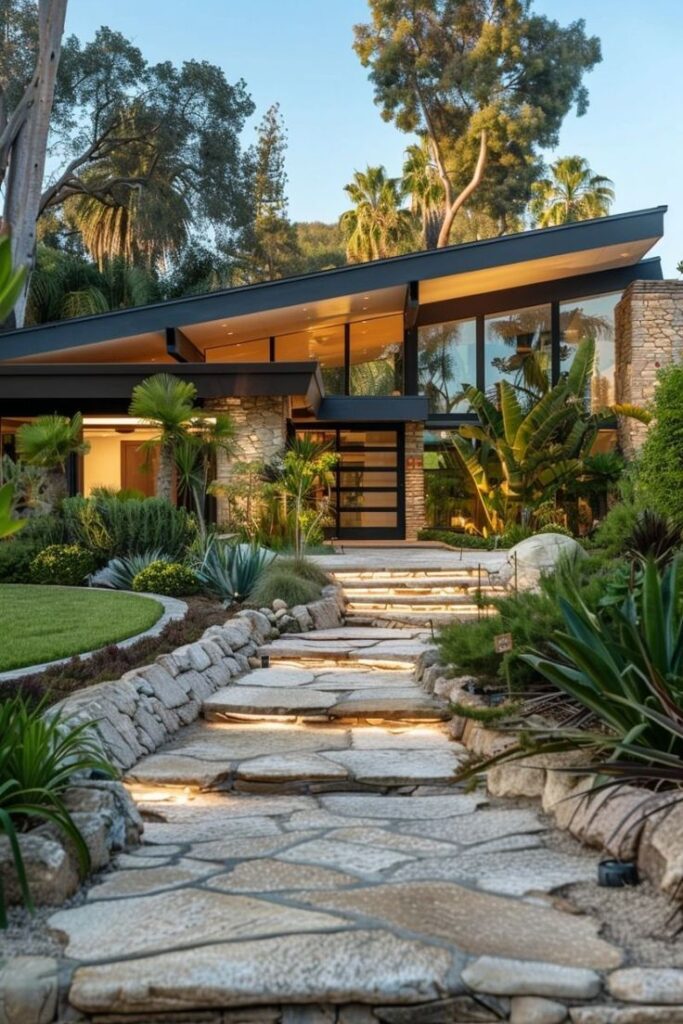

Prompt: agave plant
[89,548,172,590]
[0,694,115,926]
[457,558,683,790]
[452,338,649,533]
[195,536,276,603]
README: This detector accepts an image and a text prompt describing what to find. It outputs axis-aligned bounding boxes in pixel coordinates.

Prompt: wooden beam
[165,327,205,363]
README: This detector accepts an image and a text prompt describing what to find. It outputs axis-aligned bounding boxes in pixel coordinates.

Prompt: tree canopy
[353,0,602,246]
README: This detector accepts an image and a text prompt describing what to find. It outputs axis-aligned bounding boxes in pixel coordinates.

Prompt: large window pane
[277,326,345,394]
[349,315,403,396]
[340,510,398,528]
[559,293,618,411]
[418,319,476,414]
[485,305,551,392]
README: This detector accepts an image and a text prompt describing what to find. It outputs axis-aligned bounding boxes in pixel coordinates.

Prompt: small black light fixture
[598,859,639,888]
[261,655,270,669]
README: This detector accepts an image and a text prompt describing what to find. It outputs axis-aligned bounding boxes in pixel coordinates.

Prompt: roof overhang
[0,362,323,416]
[0,205,666,364]
[312,395,429,423]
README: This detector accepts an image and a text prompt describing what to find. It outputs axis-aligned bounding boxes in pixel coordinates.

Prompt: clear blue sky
[65,0,681,275]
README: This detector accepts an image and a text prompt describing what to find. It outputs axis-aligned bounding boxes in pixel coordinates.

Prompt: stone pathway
[45,625,626,1021]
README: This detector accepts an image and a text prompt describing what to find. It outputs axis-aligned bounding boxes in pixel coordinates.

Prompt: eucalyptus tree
[1,6,255,325]
[354,0,601,247]
[530,156,615,227]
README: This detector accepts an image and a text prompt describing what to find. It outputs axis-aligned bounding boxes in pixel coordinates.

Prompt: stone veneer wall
[404,422,425,542]
[206,395,288,523]
[615,280,683,458]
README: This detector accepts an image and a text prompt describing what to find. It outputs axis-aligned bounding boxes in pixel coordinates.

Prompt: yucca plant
[0,695,115,926]
[195,536,276,604]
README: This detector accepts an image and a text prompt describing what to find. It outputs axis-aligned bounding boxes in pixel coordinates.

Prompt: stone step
[333,573,499,588]
[203,688,448,724]
[346,592,493,607]
[345,610,484,626]
[127,720,462,790]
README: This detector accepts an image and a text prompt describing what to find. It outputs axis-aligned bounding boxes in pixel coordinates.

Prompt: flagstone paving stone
[49,888,348,960]
[67,930,456,1014]
[294,882,621,968]
[42,622,628,1018]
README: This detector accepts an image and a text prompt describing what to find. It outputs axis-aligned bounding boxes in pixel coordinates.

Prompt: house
[0,205,677,541]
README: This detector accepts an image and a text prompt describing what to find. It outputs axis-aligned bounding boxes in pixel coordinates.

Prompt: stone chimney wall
[615,280,683,458]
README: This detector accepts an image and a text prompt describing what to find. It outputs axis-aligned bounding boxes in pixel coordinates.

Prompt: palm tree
[530,156,615,227]
[16,413,91,503]
[402,142,444,250]
[175,414,236,536]
[63,110,191,271]
[339,166,413,262]
[128,374,201,503]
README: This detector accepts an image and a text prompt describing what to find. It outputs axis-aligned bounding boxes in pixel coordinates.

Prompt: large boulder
[505,533,585,591]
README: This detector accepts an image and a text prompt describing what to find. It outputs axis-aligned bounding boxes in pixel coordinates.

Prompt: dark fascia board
[418,257,663,326]
[313,395,429,423]
[0,206,666,360]
[0,362,323,413]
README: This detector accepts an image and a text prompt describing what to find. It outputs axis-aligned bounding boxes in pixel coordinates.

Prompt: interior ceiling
[184,285,406,349]
[419,239,657,305]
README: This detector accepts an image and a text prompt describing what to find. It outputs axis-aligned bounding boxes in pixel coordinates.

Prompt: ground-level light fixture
[598,859,639,888]
[261,655,270,669]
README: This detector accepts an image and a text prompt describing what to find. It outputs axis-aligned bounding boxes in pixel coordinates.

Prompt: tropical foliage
[195,537,277,604]
[636,364,683,525]
[340,166,413,261]
[0,484,26,541]
[128,375,202,503]
[0,694,114,926]
[16,414,90,503]
[530,156,615,227]
[272,437,338,560]
[0,234,26,322]
[452,339,649,532]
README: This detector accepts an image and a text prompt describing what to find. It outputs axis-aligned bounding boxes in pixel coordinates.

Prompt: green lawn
[0,585,164,673]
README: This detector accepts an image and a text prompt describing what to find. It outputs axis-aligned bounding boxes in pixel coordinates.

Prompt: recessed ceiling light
[619,251,630,258]
[227,331,234,336]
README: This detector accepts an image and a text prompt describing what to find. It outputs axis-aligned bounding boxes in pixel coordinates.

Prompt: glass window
[418,319,476,414]
[205,337,269,362]
[277,326,345,394]
[340,510,398,528]
[485,305,551,393]
[559,293,618,411]
[349,315,403,396]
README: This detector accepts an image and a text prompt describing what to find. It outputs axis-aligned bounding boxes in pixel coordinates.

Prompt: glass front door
[294,425,405,540]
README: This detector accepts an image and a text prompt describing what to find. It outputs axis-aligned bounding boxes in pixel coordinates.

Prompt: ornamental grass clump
[249,568,321,609]
[0,694,115,926]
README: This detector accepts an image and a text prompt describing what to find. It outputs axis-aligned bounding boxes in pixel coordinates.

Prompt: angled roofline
[0,205,667,361]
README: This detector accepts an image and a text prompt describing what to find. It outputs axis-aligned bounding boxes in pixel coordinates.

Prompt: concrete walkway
[47,625,622,1021]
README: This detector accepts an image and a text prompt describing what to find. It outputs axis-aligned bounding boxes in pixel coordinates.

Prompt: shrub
[90,549,173,590]
[132,561,199,596]
[29,544,96,586]
[0,693,115,925]
[62,496,196,560]
[196,539,276,603]
[275,557,331,588]
[417,529,492,549]
[249,568,320,608]
[637,364,683,524]
[0,538,44,582]
[591,499,639,556]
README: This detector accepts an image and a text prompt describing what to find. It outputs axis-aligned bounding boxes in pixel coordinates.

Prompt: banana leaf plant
[0,234,26,324]
[452,338,650,533]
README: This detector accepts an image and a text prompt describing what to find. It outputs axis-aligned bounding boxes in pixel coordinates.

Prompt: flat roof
[0,206,666,364]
